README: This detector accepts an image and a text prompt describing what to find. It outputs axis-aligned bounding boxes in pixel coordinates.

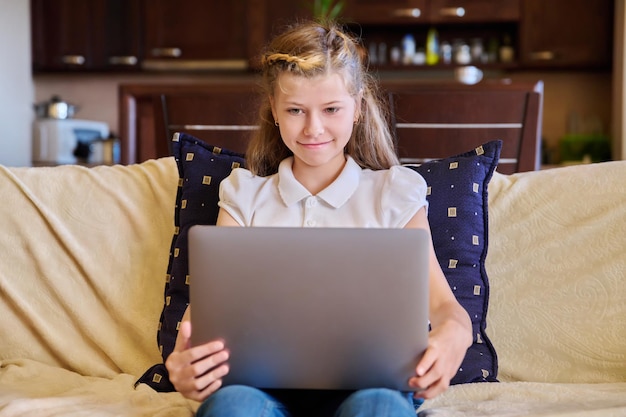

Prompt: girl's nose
[304,114,324,137]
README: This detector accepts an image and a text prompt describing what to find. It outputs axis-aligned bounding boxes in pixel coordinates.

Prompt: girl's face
[271,71,360,175]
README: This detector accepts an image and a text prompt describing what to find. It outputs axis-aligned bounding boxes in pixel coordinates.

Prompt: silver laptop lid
[188,226,429,391]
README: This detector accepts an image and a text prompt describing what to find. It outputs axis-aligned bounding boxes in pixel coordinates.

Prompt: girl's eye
[287,108,302,115]
[325,107,339,114]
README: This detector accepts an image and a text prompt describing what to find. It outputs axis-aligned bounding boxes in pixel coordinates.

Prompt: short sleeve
[380,165,428,228]
[218,168,260,226]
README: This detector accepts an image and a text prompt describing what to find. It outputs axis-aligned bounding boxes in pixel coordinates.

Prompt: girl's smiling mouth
[298,139,334,148]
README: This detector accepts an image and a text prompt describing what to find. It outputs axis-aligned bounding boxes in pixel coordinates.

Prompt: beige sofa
[0,156,625,416]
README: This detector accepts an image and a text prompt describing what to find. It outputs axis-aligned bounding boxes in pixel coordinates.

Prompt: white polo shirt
[218,155,427,228]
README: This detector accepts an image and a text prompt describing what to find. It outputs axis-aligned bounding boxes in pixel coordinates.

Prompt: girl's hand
[408,318,470,400]
[165,320,230,402]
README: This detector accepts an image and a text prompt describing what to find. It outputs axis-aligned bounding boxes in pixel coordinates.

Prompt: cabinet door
[31,0,95,71]
[520,0,613,69]
[428,0,519,23]
[94,0,143,70]
[31,0,142,72]
[345,0,428,24]
[142,0,248,69]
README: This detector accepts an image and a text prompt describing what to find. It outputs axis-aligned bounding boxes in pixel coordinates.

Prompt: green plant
[310,0,344,21]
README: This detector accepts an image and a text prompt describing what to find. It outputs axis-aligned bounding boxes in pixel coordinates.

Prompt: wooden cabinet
[344,0,520,70]
[31,0,615,73]
[31,0,252,73]
[96,0,142,70]
[519,0,613,69]
[31,0,94,72]
[142,0,249,71]
[31,0,142,72]
[344,0,614,70]
[243,0,313,70]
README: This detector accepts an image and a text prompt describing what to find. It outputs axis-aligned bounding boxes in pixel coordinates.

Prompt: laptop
[188,225,430,391]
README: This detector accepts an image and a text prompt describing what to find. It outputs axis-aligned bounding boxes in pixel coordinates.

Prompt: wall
[0,0,34,167]
[509,71,613,163]
[33,73,215,138]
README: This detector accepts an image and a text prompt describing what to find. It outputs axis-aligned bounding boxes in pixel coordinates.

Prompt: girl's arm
[216,208,241,226]
[404,207,473,399]
[165,208,241,400]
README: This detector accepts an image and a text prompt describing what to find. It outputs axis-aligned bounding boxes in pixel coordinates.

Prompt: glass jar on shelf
[440,41,452,64]
[453,40,471,65]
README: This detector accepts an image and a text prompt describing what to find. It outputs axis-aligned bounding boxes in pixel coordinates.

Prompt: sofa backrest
[486,161,626,383]
[2,157,625,385]
[0,158,178,378]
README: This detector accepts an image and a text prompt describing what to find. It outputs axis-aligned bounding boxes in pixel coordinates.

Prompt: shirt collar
[277,155,361,208]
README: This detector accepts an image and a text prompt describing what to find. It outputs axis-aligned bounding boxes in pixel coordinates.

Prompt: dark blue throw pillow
[406,140,501,384]
[135,132,245,391]
[136,133,500,391]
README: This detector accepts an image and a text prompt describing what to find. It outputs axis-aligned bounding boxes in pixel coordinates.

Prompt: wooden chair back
[385,79,544,174]
[120,79,543,173]
[155,84,260,156]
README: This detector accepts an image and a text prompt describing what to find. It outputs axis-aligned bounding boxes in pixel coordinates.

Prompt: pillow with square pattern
[135,132,245,391]
[136,133,500,391]
[405,139,501,384]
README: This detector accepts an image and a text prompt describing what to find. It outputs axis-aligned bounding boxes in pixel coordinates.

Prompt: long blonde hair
[246,20,399,176]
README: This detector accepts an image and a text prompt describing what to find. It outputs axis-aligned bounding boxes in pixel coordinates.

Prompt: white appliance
[32,119,110,165]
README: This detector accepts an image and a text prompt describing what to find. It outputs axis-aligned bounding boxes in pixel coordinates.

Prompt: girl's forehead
[274,71,353,99]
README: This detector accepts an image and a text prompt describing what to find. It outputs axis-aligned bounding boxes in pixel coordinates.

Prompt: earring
[274,121,279,127]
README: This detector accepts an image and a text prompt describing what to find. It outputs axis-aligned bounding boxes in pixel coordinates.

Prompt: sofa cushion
[0,158,178,379]
[405,140,501,384]
[136,132,245,392]
[137,134,500,391]
[486,161,626,384]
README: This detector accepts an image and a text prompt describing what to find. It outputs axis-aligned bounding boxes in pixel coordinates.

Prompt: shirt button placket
[304,196,317,227]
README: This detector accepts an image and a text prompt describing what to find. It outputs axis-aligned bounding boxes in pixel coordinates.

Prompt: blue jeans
[196,385,422,417]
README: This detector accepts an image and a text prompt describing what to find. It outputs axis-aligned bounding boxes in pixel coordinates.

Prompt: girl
[166,20,472,417]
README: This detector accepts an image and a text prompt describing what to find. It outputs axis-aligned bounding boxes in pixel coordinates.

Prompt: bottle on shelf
[486,37,498,63]
[440,41,452,64]
[390,46,401,65]
[414,48,426,65]
[378,42,387,65]
[453,39,471,65]
[426,27,439,66]
[402,34,416,65]
[368,42,378,65]
[499,34,515,63]
[470,38,485,63]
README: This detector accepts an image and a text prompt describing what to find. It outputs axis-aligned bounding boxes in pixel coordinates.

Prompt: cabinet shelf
[371,62,520,72]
